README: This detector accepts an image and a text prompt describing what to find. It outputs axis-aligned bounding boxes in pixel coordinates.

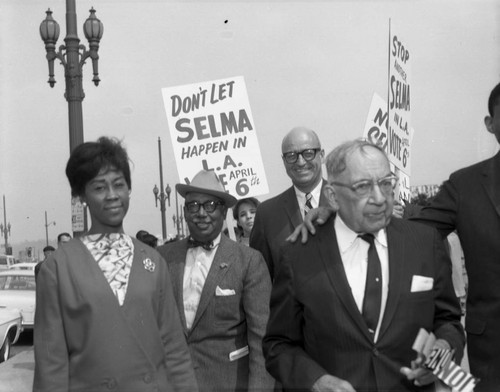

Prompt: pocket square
[216,286,236,296]
[411,275,434,292]
[229,345,249,361]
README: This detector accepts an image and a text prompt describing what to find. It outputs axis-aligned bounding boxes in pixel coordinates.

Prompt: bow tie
[187,237,215,251]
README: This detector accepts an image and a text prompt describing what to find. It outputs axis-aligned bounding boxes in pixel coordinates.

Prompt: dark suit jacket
[158,235,274,392]
[34,238,197,392]
[263,217,464,392]
[250,180,329,279]
[411,151,500,391]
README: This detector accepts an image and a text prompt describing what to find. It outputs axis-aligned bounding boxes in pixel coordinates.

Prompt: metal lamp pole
[153,138,171,240]
[44,211,56,247]
[40,0,103,236]
[0,195,12,254]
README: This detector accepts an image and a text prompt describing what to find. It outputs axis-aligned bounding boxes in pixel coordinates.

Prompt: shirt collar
[334,215,387,253]
[294,180,323,205]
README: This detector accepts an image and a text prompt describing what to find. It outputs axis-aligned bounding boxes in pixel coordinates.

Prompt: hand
[311,374,356,392]
[392,202,404,218]
[400,339,451,386]
[286,206,335,243]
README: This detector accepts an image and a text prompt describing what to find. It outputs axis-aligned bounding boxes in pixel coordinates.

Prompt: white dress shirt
[294,180,323,219]
[334,216,389,342]
[183,233,221,329]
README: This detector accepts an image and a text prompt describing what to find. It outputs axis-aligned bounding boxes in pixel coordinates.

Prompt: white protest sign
[363,93,413,203]
[162,76,269,198]
[388,22,412,175]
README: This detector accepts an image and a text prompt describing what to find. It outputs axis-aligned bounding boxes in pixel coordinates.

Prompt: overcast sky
[1,0,499,253]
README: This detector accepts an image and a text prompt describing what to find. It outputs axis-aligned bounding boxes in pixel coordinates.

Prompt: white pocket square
[411,275,434,292]
[229,345,249,361]
[216,286,236,296]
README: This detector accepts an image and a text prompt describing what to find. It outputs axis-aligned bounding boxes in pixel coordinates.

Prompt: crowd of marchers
[30,82,500,392]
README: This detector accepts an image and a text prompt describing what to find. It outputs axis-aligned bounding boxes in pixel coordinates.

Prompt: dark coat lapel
[317,220,371,340]
[281,186,302,230]
[481,152,500,218]
[188,235,232,334]
[168,239,190,335]
[378,220,404,342]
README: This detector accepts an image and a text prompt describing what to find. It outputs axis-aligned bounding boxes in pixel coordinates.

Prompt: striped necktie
[304,192,313,215]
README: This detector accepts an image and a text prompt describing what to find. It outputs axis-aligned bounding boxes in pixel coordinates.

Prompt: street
[12,329,33,358]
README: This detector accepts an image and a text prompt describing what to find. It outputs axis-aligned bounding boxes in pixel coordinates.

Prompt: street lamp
[40,1,103,236]
[44,211,56,247]
[152,138,172,240]
[0,195,12,255]
[39,2,103,152]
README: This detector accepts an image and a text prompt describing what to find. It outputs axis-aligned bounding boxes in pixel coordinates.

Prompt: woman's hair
[66,136,131,198]
[232,197,260,222]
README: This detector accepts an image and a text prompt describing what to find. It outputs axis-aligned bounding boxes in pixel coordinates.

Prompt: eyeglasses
[282,148,321,164]
[330,175,398,197]
[185,200,225,214]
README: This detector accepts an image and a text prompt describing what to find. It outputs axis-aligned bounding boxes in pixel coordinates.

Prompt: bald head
[281,127,321,154]
[281,126,324,192]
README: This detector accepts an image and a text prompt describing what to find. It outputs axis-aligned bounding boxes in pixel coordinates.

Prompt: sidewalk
[0,347,34,392]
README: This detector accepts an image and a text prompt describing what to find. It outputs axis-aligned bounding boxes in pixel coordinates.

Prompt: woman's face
[237,202,257,236]
[82,167,130,234]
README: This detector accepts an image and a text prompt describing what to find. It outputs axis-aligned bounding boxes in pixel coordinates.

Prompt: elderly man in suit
[250,126,328,279]
[157,170,274,392]
[410,82,500,392]
[263,139,465,392]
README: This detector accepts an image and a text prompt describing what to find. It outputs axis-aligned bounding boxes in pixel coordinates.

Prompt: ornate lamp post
[39,2,103,152]
[0,195,12,255]
[152,138,171,240]
[40,1,103,236]
[44,211,56,247]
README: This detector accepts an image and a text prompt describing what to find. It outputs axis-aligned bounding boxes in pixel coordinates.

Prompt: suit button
[372,347,379,357]
[107,379,117,389]
[143,373,152,383]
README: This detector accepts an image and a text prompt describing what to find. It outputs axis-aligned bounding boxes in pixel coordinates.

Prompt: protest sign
[363,93,413,202]
[388,21,412,175]
[162,76,269,198]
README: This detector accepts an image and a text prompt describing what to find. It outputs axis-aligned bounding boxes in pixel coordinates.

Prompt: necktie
[359,233,382,337]
[187,237,214,251]
[304,192,313,216]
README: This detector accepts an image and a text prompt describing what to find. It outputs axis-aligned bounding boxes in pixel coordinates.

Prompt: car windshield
[0,275,36,291]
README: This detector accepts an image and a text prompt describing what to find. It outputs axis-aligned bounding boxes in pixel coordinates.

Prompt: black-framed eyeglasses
[282,148,321,164]
[330,175,398,197]
[185,200,225,214]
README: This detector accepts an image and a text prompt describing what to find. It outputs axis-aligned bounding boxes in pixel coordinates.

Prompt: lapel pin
[220,263,228,269]
[143,258,156,272]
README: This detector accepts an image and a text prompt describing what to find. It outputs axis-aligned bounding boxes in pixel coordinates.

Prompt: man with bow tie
[157,170,274,392]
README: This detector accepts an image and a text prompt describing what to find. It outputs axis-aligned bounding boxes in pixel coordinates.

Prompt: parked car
[8,262,36,271]
[0,255,16,271]
[0,307,22,362]
[0,270,36,331]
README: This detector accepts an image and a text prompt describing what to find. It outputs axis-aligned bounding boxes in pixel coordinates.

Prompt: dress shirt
[334,216,389,342]
[183,233,221,329]
[295,181,323,219]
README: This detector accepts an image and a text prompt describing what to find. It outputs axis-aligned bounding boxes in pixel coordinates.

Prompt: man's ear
[323,184,340,211]
[485,115,494,134]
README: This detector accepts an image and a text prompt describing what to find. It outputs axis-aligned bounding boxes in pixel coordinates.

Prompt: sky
[1,0,499,255]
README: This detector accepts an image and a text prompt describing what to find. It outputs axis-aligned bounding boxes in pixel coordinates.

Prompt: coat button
[143,373,152,383]
[107,379,117,389]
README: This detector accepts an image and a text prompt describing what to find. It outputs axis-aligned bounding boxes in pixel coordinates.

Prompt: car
[0,270,36,331]
[0,255,16,271]
[8,262,36,271]
[0,307,22,363]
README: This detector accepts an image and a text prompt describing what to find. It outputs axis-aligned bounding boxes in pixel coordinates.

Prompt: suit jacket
[250,180,329,279]
[411,151,500,392]
[263,217,464,392]
[33,238,197,392]
[157,235,274,392]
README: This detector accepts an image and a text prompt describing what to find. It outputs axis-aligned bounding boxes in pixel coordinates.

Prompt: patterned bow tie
[187,237,215,251]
